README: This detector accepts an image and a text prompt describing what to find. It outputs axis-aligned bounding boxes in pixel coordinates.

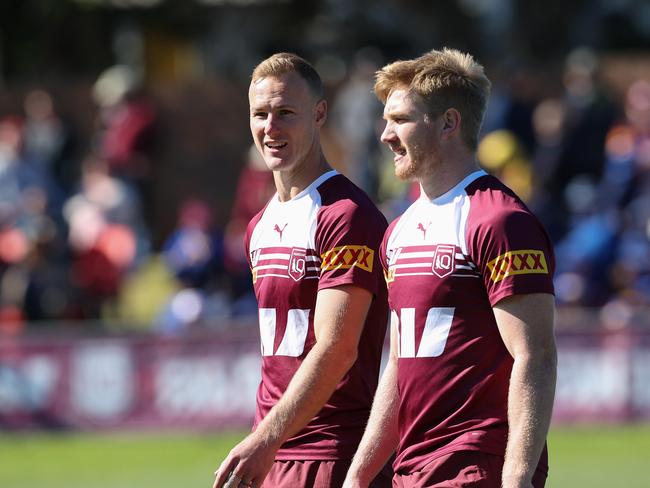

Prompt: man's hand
[212,432,277,488]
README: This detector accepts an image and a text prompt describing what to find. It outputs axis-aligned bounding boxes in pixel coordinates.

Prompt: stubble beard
[396,150,424,181]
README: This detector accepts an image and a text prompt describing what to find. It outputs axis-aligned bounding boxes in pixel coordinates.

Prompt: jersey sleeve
[379,217,400,282]
[315,200,387,294]
[467,207,555,306]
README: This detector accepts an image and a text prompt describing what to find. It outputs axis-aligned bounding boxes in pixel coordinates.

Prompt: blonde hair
[251,52,323,99]
[374,48,491,149]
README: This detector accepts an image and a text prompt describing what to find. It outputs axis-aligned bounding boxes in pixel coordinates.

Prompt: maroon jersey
[381,171,555,474]
[245,170,388,460]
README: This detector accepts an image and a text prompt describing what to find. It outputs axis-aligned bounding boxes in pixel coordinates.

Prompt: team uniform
[381,170,555,487]
[245,170,390,487]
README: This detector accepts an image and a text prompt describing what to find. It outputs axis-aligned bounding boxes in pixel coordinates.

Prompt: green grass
[0,425,648,487]
[547,424,650,488]
[0,430,246,488]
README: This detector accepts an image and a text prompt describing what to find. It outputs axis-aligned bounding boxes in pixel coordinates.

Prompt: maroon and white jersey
[381,171,555,474]
[245,170,388,460]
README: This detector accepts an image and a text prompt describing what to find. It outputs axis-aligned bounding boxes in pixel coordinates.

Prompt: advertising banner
[1,327,649,430]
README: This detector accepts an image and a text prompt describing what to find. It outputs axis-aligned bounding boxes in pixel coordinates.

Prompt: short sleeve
[468,208,555,306]
[315,200,386,294]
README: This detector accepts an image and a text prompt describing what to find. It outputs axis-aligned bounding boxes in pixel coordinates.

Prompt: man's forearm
[254,339,359,449]
[345,358,400,486]
[503,350,557,486]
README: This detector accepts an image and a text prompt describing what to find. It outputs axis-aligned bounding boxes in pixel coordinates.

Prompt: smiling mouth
[265,141,287,150]
[391,146,407,160]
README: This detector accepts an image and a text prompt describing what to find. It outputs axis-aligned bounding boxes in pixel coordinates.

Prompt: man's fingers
[213,470,233,488]
[237,477,253,488]
[212,456,237,488]
[222,471,241,488]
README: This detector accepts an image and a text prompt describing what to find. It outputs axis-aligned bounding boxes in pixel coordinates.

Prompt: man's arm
[343,320,400,488]
[493,293,557,488]
[213,284,373,488]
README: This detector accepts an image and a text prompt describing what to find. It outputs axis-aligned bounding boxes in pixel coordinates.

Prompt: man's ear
[315,99,327,127]
[441,108,461,138]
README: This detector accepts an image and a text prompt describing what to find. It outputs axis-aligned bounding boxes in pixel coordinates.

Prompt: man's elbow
[329,342,359,374]
[515,343,557,373]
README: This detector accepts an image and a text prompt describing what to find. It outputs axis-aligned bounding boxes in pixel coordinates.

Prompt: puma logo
[417,222,431,239]
[273,223,288,240]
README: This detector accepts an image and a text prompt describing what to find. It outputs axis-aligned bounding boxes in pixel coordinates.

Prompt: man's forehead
[250,73,308,94]
[384,88,418,113]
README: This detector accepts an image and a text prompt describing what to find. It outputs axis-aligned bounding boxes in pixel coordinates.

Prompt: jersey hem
[318,275,378,295]
[395,443,502,475]
[274,451,355,461]
[395,443,549,476]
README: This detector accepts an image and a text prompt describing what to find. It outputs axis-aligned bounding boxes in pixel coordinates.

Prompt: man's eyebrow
[250,103,295,111]
[383,109,407,119]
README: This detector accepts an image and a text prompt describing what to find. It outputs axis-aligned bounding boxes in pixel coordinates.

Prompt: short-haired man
[213,53,391,488]
[344,48,557,488]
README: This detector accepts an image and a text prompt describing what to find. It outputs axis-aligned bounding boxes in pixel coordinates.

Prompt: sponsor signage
[487,249,548,282]
[321,245,374,272]
[1,327,649,429]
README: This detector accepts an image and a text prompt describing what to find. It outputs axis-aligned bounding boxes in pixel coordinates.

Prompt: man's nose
[380,122,394,144]
[264,114,281,136]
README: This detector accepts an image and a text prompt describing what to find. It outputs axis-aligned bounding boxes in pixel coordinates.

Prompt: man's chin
[395,165,417,181]
[264,156,290,172]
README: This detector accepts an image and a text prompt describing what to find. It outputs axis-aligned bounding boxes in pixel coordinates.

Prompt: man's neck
[419,149,479,200]
[274,153,331,201]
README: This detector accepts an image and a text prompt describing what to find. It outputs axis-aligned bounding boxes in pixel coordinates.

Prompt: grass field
[1,425,649,487]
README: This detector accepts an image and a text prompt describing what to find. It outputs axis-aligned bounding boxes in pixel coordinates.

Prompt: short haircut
[374,48,491,150]
[251,52,324,100]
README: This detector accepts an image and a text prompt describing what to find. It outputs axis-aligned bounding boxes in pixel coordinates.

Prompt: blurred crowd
[476,50,650,329]
[0,47,649,334]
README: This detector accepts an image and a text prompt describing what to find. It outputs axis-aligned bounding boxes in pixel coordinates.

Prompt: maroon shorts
[262,459,393,488]
[392,451,547,488]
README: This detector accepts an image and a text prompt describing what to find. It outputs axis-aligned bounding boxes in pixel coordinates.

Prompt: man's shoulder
[465,174,525,206]
[316,174,387,223]
[317,173,371,206]
[464,174,536,225]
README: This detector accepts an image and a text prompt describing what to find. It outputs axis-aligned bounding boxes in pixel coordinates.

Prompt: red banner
[1,326,650,430]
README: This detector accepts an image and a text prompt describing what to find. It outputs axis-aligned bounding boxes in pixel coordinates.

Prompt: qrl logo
[288,247,307,281]
[432,244,455,278]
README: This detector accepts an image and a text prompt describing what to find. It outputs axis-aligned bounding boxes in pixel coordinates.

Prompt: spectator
[156,197,228,333]
[92,65,157,222]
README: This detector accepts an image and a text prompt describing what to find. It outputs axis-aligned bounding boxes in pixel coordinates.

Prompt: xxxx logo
[487,249,548,283]
[321,245,374,272]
